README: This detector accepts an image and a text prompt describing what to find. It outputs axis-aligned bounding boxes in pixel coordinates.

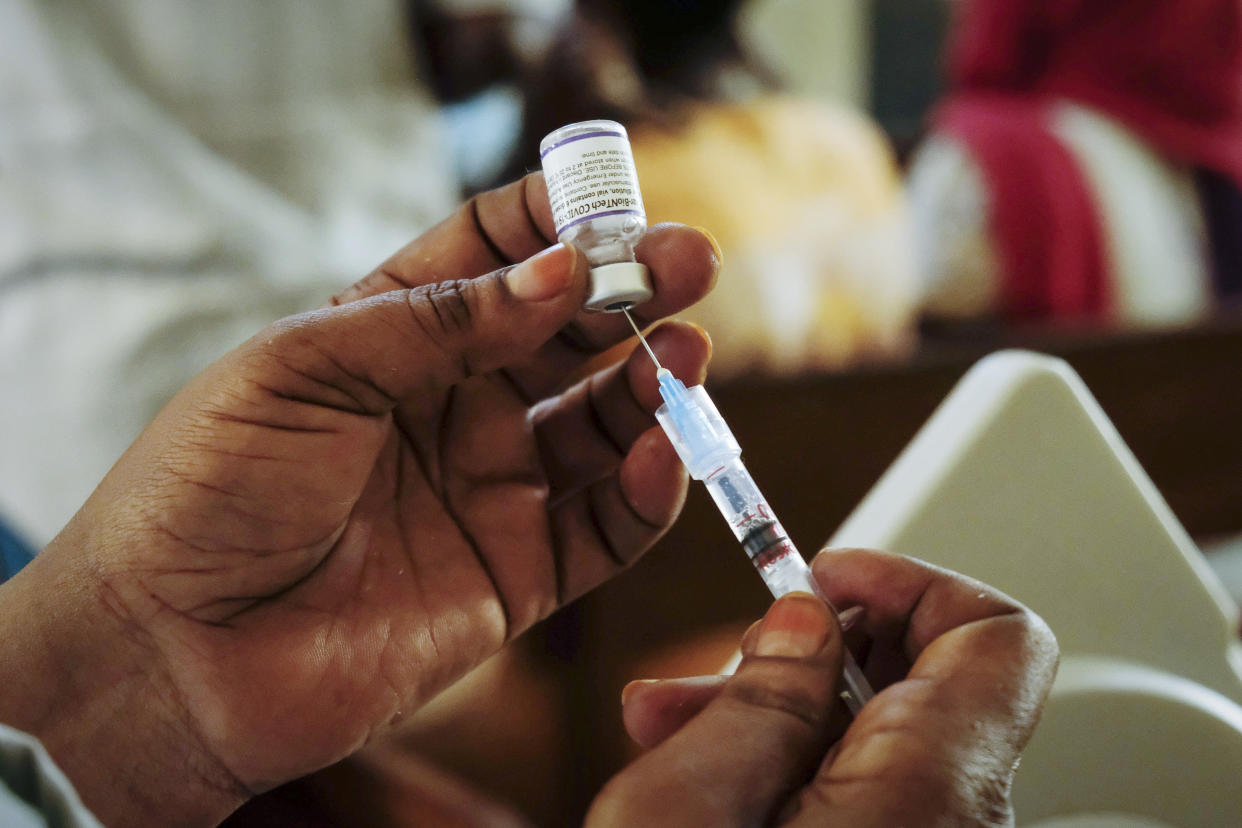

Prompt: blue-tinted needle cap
[619,308,741,478]
[654,369,741,480]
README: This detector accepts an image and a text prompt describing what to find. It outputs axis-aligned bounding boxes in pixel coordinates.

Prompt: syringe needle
[622,307,664,371]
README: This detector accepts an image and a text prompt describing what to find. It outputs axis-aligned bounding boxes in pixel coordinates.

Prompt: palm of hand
[62,179,717,794]
[118,361,563,789]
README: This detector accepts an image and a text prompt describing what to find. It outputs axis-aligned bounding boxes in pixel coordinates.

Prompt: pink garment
[934,0,1242,320]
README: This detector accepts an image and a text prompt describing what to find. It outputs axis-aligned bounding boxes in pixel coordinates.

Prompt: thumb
[243,244,585,414]
[589,593,845,827]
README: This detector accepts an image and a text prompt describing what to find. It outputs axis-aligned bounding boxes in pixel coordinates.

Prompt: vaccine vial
[539,119,653,312]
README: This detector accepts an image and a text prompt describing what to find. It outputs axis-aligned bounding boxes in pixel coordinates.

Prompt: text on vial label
[541,132,645,236]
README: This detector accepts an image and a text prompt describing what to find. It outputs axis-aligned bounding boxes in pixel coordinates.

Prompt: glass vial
[539,119,653,312]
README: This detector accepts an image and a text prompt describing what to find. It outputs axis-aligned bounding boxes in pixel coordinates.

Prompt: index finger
[789,550,1058,826]
[333,174,557,304]
[332,173,720,399]
[812,547,1037,662]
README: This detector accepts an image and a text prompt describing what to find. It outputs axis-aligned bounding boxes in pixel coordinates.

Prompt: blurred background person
[0,0,461,549]
[909,0,1242,326]
[492,0,920,377]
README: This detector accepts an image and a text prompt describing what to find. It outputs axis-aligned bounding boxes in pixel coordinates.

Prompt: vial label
[540,129,645,237]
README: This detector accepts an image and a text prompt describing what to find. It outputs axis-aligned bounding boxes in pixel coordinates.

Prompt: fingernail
[691,226,723,267]
[754,593,831,658]
[621,679,657,706]
[837,605,864,632]
[505,243,577,301]
[810,547,851,578]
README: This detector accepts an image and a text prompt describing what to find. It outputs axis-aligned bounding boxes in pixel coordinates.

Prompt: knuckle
[933,764,1016,827]
[970,767,1017,827]
[723,676,828,731]
[845,763,1015,828]
[407,279,478,341]
[239,315,312,367]
[867,719,1018,826]
[997,607,1061,699]
[1021,608,1060,663]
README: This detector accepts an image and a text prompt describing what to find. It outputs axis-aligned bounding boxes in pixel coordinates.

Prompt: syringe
[624,311,874,714]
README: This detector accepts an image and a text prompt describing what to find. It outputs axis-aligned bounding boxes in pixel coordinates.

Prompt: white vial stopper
[585,262,652,310]
[540,120,653,312]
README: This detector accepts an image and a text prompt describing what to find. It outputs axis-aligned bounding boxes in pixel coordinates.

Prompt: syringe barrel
[704,458,876,711]
[702,457,810,595]
[657,391,876,712]
[702,457,770,541]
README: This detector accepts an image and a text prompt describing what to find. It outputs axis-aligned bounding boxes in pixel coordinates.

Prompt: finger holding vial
[480,120,718,398]
[333,117,716,402]
[533,120,719,348]
[539,119,653,311]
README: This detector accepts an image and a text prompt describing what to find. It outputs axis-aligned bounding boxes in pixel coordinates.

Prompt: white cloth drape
[0,0,460,543]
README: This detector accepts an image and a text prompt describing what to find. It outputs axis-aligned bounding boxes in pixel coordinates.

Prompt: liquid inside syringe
[623,309,874,713]
[703,460,820,598]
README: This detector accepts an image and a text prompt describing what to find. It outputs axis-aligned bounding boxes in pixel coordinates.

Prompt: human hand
[0,174,717,825]
[589,549,1059,826]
